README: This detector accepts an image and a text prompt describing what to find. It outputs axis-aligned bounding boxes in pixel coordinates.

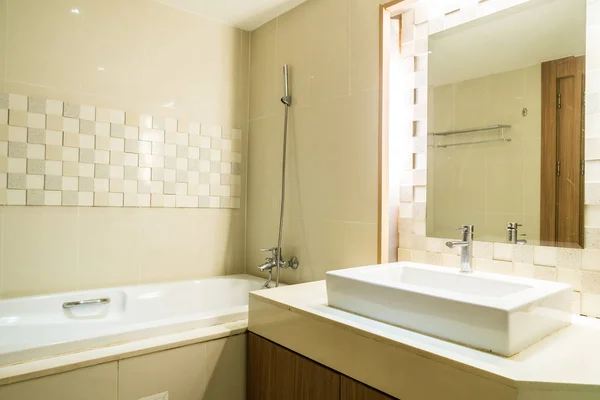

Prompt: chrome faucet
[507,222,527,244]
[258,247,299,288]
[445,225,474,273]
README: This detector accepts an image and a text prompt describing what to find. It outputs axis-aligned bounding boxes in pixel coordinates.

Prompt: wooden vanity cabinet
[341,376,396,400]
[247,333,395,400]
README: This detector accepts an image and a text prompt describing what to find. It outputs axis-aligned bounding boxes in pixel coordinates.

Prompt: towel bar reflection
[428,124,512,148]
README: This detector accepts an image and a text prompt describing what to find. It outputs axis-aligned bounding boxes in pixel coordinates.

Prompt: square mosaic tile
[0,92,242,208]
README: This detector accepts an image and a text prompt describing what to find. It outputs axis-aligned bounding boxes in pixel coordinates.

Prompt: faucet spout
[258,259,276,272]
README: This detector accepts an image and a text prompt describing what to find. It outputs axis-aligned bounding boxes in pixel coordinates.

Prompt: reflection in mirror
[426,0,587,248]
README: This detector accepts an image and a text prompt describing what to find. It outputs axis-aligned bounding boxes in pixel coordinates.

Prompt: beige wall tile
[411,249,427,263]
[139,209,243,283]
[77,208,142,290]
[205,211,246,276]
[205,334,246,400]
[442,253,460,268]
[557,248,583,270]
[246,114,282,271]
[7,0,85,97]
[398,248,412,261]
[5,0,248,129]
[247,0,382,280]
[513,263,556,282]
[474,258,513,275]
[249,19,278,120]
[493,243,514,262]
[307,0,350,104]
[138,1,244,127]
[473,241,494,259]
[582,271,600,294]
[343,222,378,268]
[349,0,381,93]
[0,362,117,400]
[0,206,245,297]
[277,2,311,108]
[582,249,600,271]
[2,207,78,298]
[1,0,248,296]
[582,293,600,317]
[279,219,347,284]
[0,0,6,92]
[557,268,582,292]
[118,342,206,400]
[238,30,251,132]
[513,245,534,264]
[534,246,558,267]
[77,0,145,111]
[268,218,377,285]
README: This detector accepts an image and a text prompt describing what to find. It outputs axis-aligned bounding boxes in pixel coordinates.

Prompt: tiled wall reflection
[0,93,242,208]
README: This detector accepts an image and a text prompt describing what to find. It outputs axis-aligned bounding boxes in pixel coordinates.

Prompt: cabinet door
[341,376,395,400]
[295,354,340,400]
[247,333,297,399]
[247,333,340,400]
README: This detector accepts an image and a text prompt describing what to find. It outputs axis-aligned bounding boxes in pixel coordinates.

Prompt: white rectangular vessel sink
[326,262,572,356]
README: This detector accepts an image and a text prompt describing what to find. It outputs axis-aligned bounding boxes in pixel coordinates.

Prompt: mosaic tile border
[392,0,600,317]
[0,93,242,209]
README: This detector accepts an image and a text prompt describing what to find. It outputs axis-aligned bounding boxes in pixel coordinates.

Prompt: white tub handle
[62,298,111,309]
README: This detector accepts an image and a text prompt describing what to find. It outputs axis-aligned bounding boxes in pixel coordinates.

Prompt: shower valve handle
[261,247,280,260]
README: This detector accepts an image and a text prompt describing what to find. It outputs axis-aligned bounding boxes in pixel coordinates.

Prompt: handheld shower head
[281,65,292,106]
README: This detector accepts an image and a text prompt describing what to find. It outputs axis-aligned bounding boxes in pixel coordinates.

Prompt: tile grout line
[75,206,80,290]
[3,0,8,92]
[243,27,251,275]
[347,0,351,96]
[204,340,208,395]
[115,359,120,400]
[138,210,143,285]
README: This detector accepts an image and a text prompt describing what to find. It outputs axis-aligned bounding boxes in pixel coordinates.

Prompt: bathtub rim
[0,273,274,386]
[0,273,267,303]
[0,318,248,387]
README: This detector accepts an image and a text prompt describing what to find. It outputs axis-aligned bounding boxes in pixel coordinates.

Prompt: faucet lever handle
[261,247,277,253]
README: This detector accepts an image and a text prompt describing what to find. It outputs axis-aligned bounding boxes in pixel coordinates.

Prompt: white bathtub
[0,274,265,367]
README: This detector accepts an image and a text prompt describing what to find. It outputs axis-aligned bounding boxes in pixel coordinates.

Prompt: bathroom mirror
[426,0,587,248]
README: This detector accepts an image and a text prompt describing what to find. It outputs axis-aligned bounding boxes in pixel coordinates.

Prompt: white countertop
[250,281,600,391]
